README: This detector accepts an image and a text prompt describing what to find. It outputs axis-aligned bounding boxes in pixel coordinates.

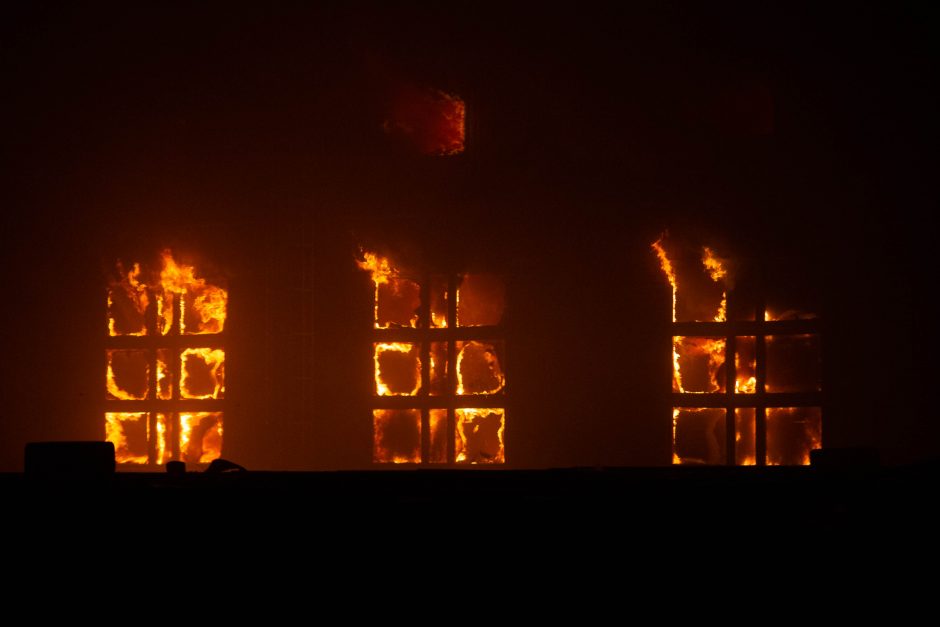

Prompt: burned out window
[105,250,226,466]
[358,252,506,464]
[653,237,822,465]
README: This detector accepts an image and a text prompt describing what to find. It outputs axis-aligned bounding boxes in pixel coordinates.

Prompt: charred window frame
[105,255,225,466]
[370,270,506,465]
[671,299,822,466]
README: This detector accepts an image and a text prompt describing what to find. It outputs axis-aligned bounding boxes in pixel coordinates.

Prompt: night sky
[1,2,935,471]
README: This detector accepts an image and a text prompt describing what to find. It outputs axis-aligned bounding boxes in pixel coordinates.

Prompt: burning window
[358,251,506,464]
[105,250,226,466]
[654,236,822,465]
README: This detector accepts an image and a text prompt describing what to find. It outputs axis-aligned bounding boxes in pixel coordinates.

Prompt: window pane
[180,348,225,399]
[181,284,227,335]
[456,341,505,395]
[673,337,726,393]
[455,408,505,464]
[373,409,421,463]
[430,276,448,328]
[766,335,821,393]
[457,274,505,327]
[374,342,421,396]
[155,413,171,465]
[735,336,756,394]
[106,349,150,400]
[376,276,420,329]
[673,408,726,465]
[180,412,223,464]
[156,349,173,400]
[108,276,148,336]
[105,412,149,464]
[429,409,448,463]
[734,408,756,465]
[767,407,821,466]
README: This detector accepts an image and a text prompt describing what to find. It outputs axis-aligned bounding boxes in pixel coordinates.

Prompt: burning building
[1,4,932,473]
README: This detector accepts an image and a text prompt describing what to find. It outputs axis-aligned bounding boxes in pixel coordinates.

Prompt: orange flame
[160,250,227,335]
[702,247,727,322]
[105,412,149,464]
[455,408,505,464]
[180,412,223,464]
[108,262,149,336]
[374,342,421,396]
[180,348,225,399]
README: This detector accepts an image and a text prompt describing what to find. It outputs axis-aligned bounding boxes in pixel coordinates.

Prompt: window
[105,250,226,466]
[358,252,506,464]
[654,238,822,465]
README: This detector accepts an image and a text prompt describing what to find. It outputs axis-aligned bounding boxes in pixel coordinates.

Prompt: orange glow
[180,348,225,399]
[456,341,505,395]
[702,247,727,322]
[160,250,227,335]
[105,412,149,464]
[155,413,170,465]
[455,408,505,464]
[673,336,725,393]
[386,86,466,156]
[372,409,421,463]
[106,349,149,400]
[374,342,421,396]
[767,407,821,466]
[108,262,149,336]
[652,238,678,323]
[180,412,223,464]
[357,251,420,329]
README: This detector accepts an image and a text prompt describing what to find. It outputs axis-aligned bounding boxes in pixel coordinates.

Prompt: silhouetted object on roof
[24,441,115,479]
[205,458,246,474]
[166,460,186,476]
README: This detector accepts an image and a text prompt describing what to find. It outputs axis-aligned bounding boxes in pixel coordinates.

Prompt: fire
[155,413,169,465]
[180,348,225,399]
[456,341,505,395]
[702,247,727,322]
[108,262,149,336]
[357,250,420,329]
[179,412,223,464]
[455,408,505,464]
[107,250,227,336]
[105,412,149,464]
[160,250,227,335]
[374,342,421,396]
[372,409,421,463]
[651,238,677,323]
[106,350,150,400]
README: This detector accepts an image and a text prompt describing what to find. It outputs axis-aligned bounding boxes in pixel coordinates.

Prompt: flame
[455,408,505,464]
[702,247,727,322]
[180,412,223,464]
[160,250,227,335]
[179,348,225,399]
[372,409,421,463]
[652,238,677,323]
[106,350,149,400]
[735,376,757,394]
[105,412,149,464]
[155,413,169,465]
[374,342,421,396]
[356,251,420,329]
[108,262,149,336]
[671,408,681,464]
[456,341,505,395]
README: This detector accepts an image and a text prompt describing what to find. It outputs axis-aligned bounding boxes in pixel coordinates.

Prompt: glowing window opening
[104,251,226,466]
[359,253,506,465]
[654,236,823,466]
